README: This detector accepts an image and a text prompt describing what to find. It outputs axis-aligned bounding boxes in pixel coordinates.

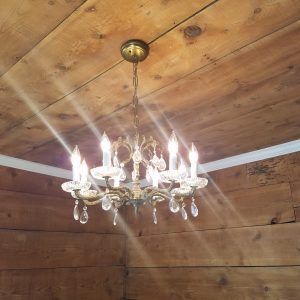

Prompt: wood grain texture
[0,230,124,270]
[20,17,300,166]
[126,267,300,300]
[1,0,300,164]
[127,183,294,236]
[206,156,290,194]
[0,266,124,300]
[0,0,212,135]
[0,189,123,234]
[291,181,300,206]
[0,166,66,197]
[127,222,300,267]
[0,0,85,75]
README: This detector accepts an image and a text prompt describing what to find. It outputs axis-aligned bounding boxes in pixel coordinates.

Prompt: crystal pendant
[152,153,160,168]
[132,170,137,181]
[158,154,167,171]
[80,206,88,224]
[133,148,142,163]
[181,206,188,220]
[113,152,119,167]
[152,207,157,224]
[119,167,126,181]
[113,208,118,226]
[169,197,180,213]
[191,199,198,217]
[73,200,79,220]
[101,195,112,211]
[146,167,151,182]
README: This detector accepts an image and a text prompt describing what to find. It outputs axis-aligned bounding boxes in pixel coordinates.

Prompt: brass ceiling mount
[121,39,149,63]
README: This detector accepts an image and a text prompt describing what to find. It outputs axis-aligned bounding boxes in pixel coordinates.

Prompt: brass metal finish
[121,40,149,62]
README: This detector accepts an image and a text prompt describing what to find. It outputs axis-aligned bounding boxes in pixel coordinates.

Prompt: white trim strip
[0,154,73,179]
[198,139,300,174]
[139,139,300,187]
[0,139,299,186]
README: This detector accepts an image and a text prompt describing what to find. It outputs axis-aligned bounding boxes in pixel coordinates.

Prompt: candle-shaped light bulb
[80,159,88,184]
[168,131,178,170]
[100,132,111,167]
[71,145,81,182]
[189,143,199,178]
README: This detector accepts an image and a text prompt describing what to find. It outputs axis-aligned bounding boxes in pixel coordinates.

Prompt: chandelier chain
[132,62,139,143]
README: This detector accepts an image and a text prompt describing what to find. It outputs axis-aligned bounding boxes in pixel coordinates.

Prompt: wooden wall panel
[126,267,300,300]
[0,189,123,234]
[127,183,294,236]
[0,166,66,197]
[0,230,124,270]
[0,266,123,300]
[0,166,125,299]
[126,153,300,299]
[127,222,300,267]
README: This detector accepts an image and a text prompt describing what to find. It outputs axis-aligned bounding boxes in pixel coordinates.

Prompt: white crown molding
[0,139,299,188]
[139,139,300,187]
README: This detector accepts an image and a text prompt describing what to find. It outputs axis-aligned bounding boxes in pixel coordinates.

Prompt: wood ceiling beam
[0,0,87,76]
[0,0,215,134]
[0,0,299,161]
[18,19,300,166]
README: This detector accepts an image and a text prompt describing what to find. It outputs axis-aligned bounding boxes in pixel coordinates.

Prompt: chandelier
[61,40,208,225]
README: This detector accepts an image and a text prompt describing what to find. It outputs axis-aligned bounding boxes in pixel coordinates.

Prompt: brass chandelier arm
[112,136,133,166]
[104,176,133,199]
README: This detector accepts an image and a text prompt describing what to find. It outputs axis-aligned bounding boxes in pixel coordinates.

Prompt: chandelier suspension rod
[132,61,139,144]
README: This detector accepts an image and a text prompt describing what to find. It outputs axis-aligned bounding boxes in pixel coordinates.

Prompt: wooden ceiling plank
[0,0,299,162]
[0,0,213,133]
[17,21,300,166]
[0,0,87,76]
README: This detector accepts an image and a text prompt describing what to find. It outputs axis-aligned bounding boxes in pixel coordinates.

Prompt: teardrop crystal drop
[80,209,88,224]
[181,207,188,220]
[73,204,79,220]
[113,208,118,226]
[152,154,160,168]
[169,198,180,213]
[133,148,142,163]
[113,152,119,167]
[158,155,167,171]
[119,167,126,181]
[101,195,112,211]
[153,208,157,224]
[191,201,198,217]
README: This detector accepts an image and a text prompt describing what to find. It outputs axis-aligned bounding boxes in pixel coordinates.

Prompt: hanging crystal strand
[151,151,160,168]
[152,207,158,224]
[181,203,188,220]
[113,151,119,167]
[73,200,79,220]
[169,196,180,213]
[119,163,126,181]
[80,205,89,224]
[101,195,112,211]
[113,208,118,226]
[191,197,199,217]
[158,154,166,171]
[146,165,152,182]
